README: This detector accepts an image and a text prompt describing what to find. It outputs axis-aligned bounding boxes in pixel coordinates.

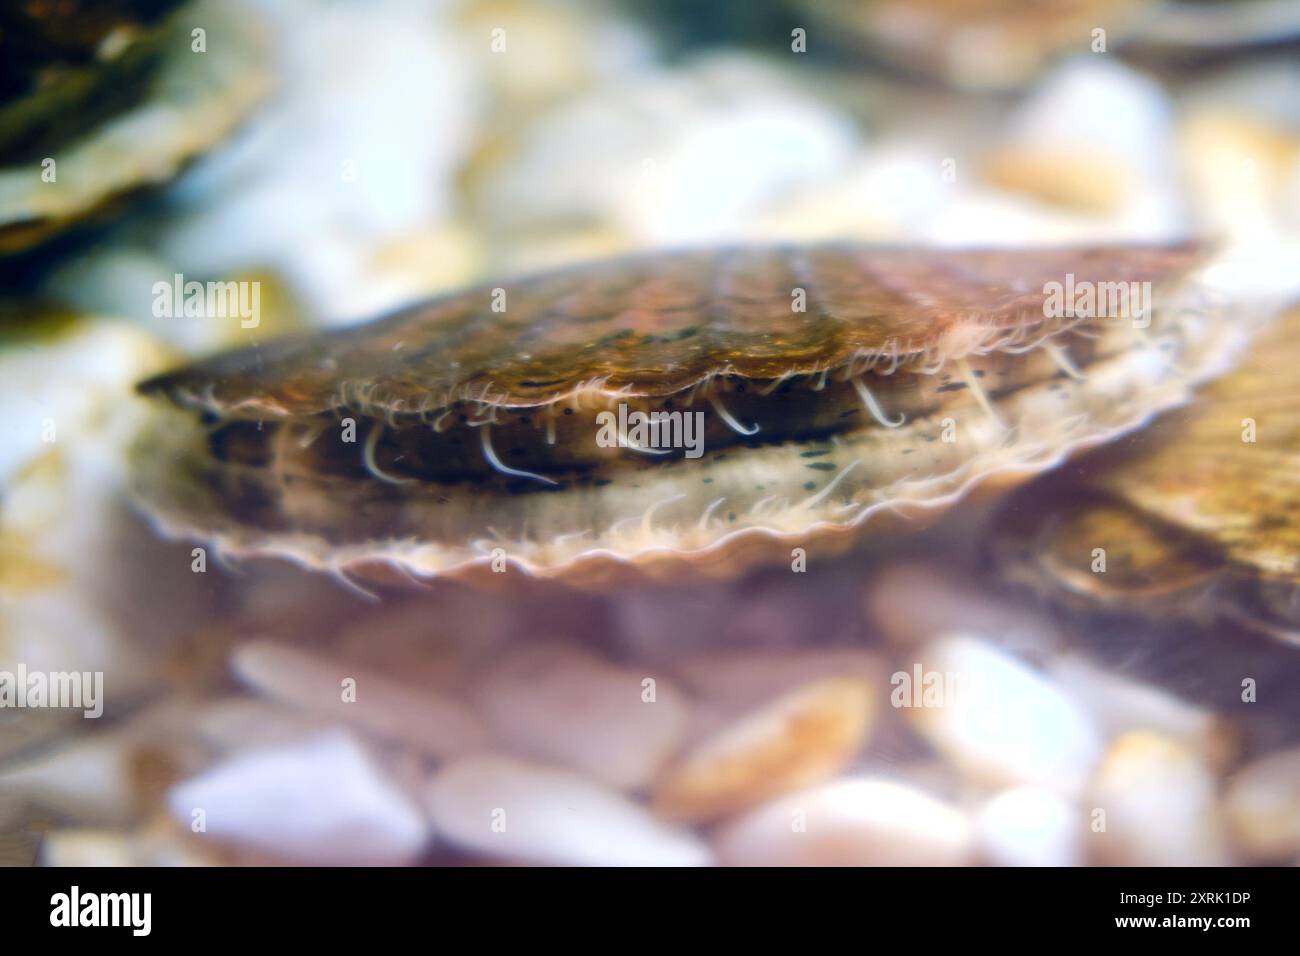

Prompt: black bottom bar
[0,866,1284,942]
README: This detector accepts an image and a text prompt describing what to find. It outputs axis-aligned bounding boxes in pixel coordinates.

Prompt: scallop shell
[995,300,1300,644]
[130,242,1241,586]
[0,1,181,163]
[0,0,270,255]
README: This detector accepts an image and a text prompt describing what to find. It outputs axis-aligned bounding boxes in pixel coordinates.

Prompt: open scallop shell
[130,242,1248,587]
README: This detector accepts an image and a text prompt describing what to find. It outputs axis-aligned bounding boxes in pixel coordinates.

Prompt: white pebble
[1087,731,1232,866]
[233,640,489,759]
[167,731,429,865]
[424,755,710,867]
[475,644,686,791]
[479,55,860,246]
[975,786,1082,866]
[715,778,974,866]
[906,635,1101,795]
[1050,654,1235,768]
[982,57,1181,233]
[1224,746,1300,860]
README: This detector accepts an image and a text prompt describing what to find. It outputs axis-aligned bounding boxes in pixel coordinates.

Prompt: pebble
[39,824,222,867]
[905,635,1101,795]
[330,600,479,695]
[155,0,478,324]
[653,677,876,823]
[1179,62,1300,275]
[1086,731,1232,866]
[0,696,209,827]
[0,734,144,825]
[167,731,429,865]
[39,830,137,867]
[475,643,686,791]
[232,640,489,759]
[424,755,710,867]
[193,698,335,753]
[476,53,859,246]
[1049,654,1236,769]
[864,563,1062,655]
[975,786,1082,867]
[980,58,1181,233]
[1,318,211,717]
[714,777,974,866]
[1223,745,1300,860]
[673,647,887,715]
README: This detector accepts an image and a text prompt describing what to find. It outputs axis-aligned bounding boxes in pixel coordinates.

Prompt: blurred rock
[425,754,710,866]
[458,0,655,117]
[975,785,1083,866]
[167,730,429,865]
[906,635,1102,794]
[654,677,875,822]
[0,699,201,826]
[1224,745,1300,860]
[192,698,334,755]
[1178,61,1300,301]
[40,821,226,867]
[714,777,974,866]
[1049,653,1237,770]
[475,643,687,791]
[1,316,215,742]
[466,53,861,260]
[0,735,137,826]
[977,58,1183,232]
[232,640,490,760]
[155,0,480,324]
[1086,731,1232,865]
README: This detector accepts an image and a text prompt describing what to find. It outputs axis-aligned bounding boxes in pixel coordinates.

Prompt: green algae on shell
[130,241,1243,585]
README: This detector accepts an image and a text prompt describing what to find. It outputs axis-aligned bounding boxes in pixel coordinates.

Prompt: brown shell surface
[130,241,1241,585]
[996,302,1300,642]
[139,242,1205,418]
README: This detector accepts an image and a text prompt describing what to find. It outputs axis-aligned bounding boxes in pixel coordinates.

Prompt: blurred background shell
[0,0,271,256]
[995,303,1300,646]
